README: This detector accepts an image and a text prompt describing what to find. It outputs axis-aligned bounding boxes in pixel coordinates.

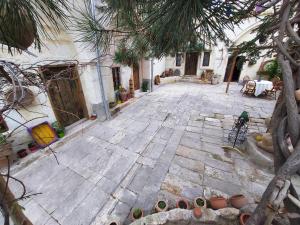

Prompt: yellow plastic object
[255,135,263,142]
[29,122,58,147]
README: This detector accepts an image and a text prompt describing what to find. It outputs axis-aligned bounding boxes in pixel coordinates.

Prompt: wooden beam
[226,51,239,93]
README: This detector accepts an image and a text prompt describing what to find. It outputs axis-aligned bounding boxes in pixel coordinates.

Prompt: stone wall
[128,208,240,225]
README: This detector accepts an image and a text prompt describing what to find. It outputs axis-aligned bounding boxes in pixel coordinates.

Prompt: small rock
[203,187,230,199]
[240,203,258,214]
[217,207,240,220]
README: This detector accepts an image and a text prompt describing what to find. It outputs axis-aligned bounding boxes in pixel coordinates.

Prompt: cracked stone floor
[6,82,286,225]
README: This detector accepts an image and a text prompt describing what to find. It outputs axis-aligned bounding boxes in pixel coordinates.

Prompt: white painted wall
[164,16,272,82]
[120,65,132,90]
[0,29,114,152]
[153,58,166,77]
[165,55,185,76]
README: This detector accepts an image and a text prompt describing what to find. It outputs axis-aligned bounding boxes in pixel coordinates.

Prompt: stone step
[178,77,211,84]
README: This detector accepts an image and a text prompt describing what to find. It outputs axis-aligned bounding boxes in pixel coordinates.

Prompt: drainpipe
[150,58,154,92]
[90,0,111,119]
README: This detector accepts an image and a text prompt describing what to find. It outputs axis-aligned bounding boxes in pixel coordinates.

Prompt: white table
[254,80,273,96]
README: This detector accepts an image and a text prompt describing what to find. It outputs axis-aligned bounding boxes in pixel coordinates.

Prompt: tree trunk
[0,176,33,225]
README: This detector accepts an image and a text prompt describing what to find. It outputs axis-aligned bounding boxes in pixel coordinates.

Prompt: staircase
[179,75,211,84]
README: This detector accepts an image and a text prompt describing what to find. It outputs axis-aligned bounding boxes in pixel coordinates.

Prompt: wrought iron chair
[242,80,256,96]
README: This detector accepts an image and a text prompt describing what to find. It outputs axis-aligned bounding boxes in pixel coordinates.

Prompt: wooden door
[224,56,242,82]
[42,65,88,127]
[185,53,198,75]
[133,65,140,90]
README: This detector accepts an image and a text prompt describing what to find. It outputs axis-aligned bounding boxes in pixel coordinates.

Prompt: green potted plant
[109,102,117,109]
[51,121,65,138]
[0,133,6,145]
[155,200,168,212]
[141,80,149,92]
[28,141,40,152]
[264,60,282,80]
[194,197,207,208]
[131,207,143,221]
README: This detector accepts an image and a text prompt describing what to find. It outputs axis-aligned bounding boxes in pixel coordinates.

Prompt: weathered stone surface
[217,208,240,220]
[114,187,138,207]
[173,155,205,173]
[60,186,109,225]
[143,142,166,159]
[8,83,276,225]
[128,208,241,225]
[169,164,203,185]
[240,203,258,214]
[203,176,243,196]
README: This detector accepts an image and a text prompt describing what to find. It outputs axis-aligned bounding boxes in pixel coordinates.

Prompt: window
[202,52,211,67]
[112,67,121,90]
[175,53,182,67]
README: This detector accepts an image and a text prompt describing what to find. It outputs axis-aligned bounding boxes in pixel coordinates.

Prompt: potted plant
[194,197,207,208]
[176,198,190,209]
[51,121,65,138]
[17,149,28,158]
[108,221,120,225]
[0,114,9,133]
[109,102,117,109]
[209,196,228,209]
[240,213,251,225]
[193,207,202,219]
[141,80,149,92]
[229,194,248,209]
[28,141,40,153]
[211,74,219,85]
[295,89,300,101]
[155,200,168,212]
[131,208,143,221]
[119,87,128,102]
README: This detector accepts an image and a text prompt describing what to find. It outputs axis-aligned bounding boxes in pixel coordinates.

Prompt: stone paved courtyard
[8,82,279,225]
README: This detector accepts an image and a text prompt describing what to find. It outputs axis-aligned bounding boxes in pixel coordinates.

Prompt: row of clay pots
[108,195,248,224]
[210,194,248,210]
[108,211,251,225]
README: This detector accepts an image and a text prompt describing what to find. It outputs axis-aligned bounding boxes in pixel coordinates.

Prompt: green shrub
[141,80,149,92]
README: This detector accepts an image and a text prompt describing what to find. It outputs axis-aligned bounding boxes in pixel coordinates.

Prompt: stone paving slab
[7,83,280,225]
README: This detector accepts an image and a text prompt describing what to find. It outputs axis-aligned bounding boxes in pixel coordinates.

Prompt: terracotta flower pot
[193,207,202,218]
[108,222,120,225]
[230,194,248,209]
[131,208,143,221]
[120,91,128,102]
[176,198,190,209]
[194,197,207,208]
[155,200,168,212]
[17,149,28,158]
[240,213,251,225]
[209,196,227,209]
[295,89,300,101]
